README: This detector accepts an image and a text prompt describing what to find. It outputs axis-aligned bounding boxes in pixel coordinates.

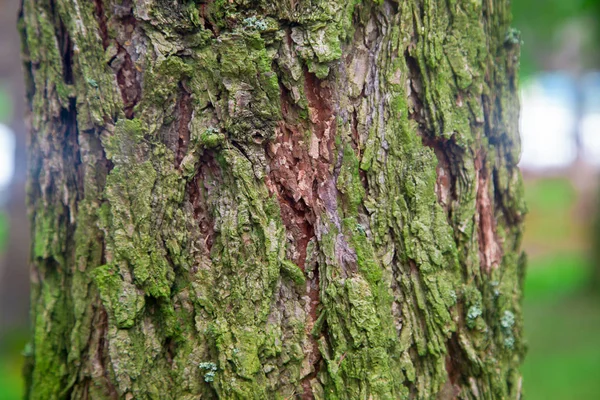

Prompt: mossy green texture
[92,264,145,328]
[22,0,524,398]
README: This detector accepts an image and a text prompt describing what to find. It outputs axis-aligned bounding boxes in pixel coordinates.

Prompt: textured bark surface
[21,0,526,398]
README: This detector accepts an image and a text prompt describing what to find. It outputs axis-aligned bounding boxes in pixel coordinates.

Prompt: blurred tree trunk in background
[20,0,526,398]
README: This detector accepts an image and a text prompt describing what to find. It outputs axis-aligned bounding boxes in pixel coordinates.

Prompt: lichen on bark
[21,0,525,398]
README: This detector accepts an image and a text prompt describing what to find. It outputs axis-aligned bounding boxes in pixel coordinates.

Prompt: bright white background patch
[0,123,15,194]
[581,113,600,166]
[519,73,600,170]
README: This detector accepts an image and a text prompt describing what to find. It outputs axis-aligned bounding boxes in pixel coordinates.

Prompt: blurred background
[514,1,600,398]
[0,0,30,398]
[1,0,600,399]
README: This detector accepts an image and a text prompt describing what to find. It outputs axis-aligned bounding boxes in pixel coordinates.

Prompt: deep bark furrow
[175,87,192,167]
[91,0,109,50]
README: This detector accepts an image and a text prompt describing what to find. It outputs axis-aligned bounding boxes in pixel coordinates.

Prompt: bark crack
[176,84,192,168]
[186,152,219,255]
[92,0,110,50]
[475,152,502,273]
[109,6,141,119]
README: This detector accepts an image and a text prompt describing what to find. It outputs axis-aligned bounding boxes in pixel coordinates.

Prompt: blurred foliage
[512,0,600,76]
[0,330,26,400]
[0,85,12,124]
[523,178,587,257]
[525,251,592,300]
[0,212,8,254]
[524,178,576,211]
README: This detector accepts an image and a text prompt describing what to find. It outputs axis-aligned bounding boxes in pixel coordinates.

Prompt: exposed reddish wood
[198,1,220,37]
[266,70,339,399]
[92,0,109,50]
[267,121,316,269]
[266,71,338,265]
[475,152,502,272]
[186,153,219,255]
[93,305,119,400]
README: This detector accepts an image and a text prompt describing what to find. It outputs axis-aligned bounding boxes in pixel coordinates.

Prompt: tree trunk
[20,0,525,398]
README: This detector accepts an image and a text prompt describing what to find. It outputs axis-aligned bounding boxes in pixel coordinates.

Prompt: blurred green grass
[525,251,592,300]
[525,177,576,211]
[521,176,600,400]
[522,292,600,400]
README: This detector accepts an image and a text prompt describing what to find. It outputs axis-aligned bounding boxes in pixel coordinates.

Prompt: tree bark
[20,0,525,398]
